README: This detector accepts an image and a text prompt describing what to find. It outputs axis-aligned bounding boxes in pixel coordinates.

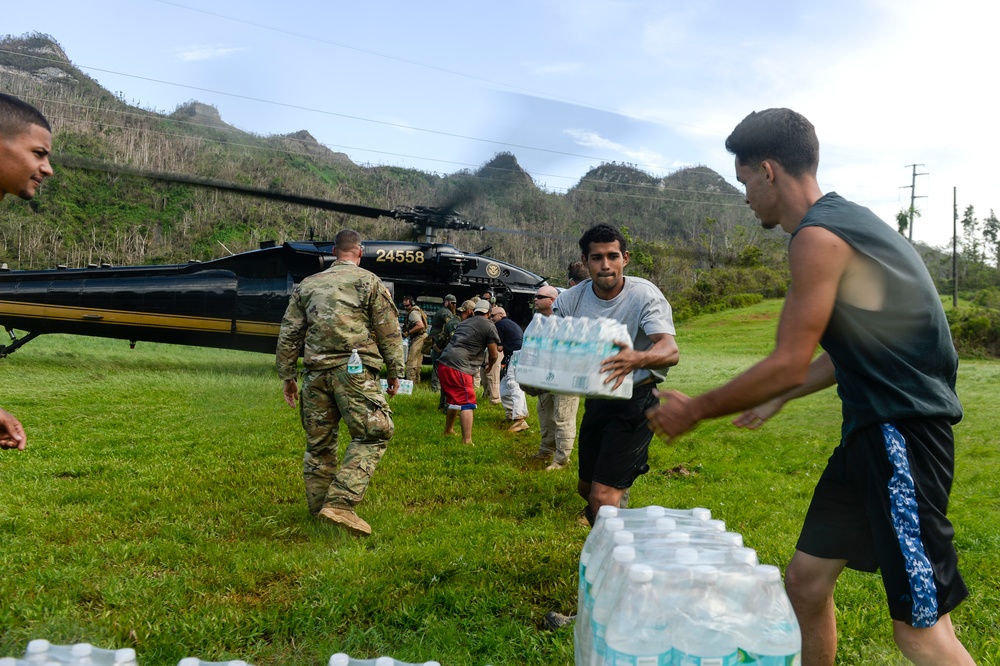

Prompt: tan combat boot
[318,506,372,537]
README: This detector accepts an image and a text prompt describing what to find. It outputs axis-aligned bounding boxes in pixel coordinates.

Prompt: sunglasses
[533,295,553,300]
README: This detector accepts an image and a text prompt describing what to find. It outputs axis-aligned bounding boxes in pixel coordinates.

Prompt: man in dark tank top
[647,108,974,666]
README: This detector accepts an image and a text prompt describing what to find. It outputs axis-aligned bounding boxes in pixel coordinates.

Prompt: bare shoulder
[788,225,853,278]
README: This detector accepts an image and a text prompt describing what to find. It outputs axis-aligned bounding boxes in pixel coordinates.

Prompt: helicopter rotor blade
[482,226,575,241]
[55,155,396,220]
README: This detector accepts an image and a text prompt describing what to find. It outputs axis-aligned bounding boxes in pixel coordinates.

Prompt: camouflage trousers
[405,334,427,383]
[299,367,394,515]
[536,392,581,466]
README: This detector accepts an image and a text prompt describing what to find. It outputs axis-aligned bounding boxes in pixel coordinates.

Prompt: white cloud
[174,45,249,62]
[564,128,666,166]
[522,61,584,76]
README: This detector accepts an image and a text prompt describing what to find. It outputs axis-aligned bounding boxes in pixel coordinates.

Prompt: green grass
[0,300,997,665]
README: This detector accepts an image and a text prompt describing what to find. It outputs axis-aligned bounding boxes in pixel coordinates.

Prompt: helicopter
[0,159,551,357]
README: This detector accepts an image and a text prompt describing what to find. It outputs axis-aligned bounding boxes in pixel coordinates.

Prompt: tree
[982,209,1000,269]
[896,206,921,237]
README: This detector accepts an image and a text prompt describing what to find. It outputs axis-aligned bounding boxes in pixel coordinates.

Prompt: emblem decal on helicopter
[486,263,501,279]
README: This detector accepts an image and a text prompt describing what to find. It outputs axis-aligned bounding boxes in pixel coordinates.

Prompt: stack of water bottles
[327,655,441,666]
[516,314,633,399]
[5,640,140,666]
[575,505,801,666]
[5,640,445,666]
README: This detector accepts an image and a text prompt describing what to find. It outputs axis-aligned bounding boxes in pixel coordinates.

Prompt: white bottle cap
[612,530,634,546]
[655,517,677,532]
[114,648,137,664]
[178,658,200,666]
[26,640,50,655]
[72,644,93,658]
[690,507,712,521]
[604,517,625,532]
[612,545,636,563]
[328,654,350,666]
[644,505,666,518]
[596,505,618,520]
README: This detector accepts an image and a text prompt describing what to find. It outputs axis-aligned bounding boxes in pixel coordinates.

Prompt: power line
[0,47,683,175]
[19,95,748,208]
[150,0,707,135]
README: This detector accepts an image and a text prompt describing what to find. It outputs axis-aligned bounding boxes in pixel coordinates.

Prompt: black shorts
[578,382,658,489]
[797,418,968,627]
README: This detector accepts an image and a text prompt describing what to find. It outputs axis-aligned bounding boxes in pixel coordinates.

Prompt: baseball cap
[474,299,491,314]
[459,299,478,312]
[444,294,457,303]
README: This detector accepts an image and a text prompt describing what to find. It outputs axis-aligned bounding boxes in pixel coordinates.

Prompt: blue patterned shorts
[796,418,969,627]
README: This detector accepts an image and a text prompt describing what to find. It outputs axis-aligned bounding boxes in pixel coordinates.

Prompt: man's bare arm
[731,352,837,429]
[647,226,851,438]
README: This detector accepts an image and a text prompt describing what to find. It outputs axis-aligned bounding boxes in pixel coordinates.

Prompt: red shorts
[437,364,478,410]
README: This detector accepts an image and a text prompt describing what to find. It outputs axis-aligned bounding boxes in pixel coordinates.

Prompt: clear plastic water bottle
[177,659,250,666]
[603,563,671,666]
[401,337,409,365]
[736,565,801,666]
[673,565,739,666]
[348,348,363,375]
[575,516,626,666]
[589,545,637,665]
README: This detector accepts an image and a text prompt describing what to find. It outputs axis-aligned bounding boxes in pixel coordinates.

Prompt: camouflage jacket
[275,260,405,380]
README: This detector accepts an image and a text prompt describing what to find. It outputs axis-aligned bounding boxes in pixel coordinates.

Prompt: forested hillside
[0,34,788,297]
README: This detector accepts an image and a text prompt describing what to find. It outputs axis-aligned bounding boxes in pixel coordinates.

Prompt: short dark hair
[579,223,627,256]
[725,108,819,177]
[334,228,362,251]
[0,93,51,137]
[567,260,589,283]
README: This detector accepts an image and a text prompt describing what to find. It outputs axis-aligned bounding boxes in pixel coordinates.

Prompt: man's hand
[732,396,785,430]
[645,389,699,440]
[600,340,642,390]
[386,377,400,397]
[0,408,26,450]
[283,379,299,408]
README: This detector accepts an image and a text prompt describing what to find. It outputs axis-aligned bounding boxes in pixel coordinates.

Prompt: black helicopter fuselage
[0,240,545,356]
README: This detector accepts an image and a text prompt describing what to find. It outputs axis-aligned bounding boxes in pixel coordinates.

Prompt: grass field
[0,300,996,665]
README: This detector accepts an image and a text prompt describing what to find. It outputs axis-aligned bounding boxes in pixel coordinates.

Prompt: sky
[3,0,996,248]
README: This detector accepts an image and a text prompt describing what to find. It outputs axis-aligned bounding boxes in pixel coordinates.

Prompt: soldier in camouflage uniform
[276,229,405,537]
[402,295,428,384]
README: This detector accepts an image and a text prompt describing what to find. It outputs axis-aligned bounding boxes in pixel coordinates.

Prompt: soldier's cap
[459,299,478,312]
[444,294,457,303]
[474,299,491,314]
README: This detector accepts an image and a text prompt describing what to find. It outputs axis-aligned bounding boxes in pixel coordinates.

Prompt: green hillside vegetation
[4,32,1000,348]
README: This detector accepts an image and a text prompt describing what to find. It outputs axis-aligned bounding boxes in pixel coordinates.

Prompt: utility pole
[953,187,958,308]
[900,164,928,242]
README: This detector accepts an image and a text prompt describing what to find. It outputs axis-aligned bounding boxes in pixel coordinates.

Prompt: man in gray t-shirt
[438,300,501,446]
[553,223,679,526]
